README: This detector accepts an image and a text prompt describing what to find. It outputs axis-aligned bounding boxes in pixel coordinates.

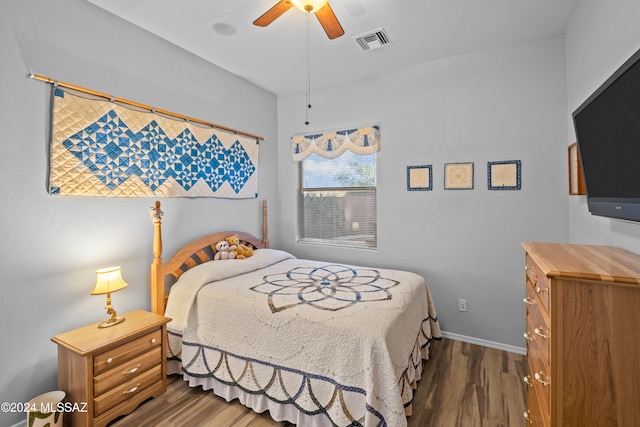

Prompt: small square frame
[407,165,432,191]
[487,160,521,190]
[444,162,474,190]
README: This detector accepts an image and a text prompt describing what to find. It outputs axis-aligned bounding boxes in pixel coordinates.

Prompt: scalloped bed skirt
[167,345,428,427]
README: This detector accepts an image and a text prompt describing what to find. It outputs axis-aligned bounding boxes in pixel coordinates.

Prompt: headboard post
[149,199,269,315]
[149,201,165,315]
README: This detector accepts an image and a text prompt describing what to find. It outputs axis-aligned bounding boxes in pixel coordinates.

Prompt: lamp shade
[291,0,328,12]
[91,266,128,295]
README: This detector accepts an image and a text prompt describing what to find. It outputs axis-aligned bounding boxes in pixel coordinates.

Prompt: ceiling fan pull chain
[305,11,311,125]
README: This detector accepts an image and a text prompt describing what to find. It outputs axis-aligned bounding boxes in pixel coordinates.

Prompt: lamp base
[97,316,126,328]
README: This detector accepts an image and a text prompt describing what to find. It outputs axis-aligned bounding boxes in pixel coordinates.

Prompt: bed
[149,200,441,426]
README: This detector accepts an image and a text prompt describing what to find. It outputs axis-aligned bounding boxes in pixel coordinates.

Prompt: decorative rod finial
[149,201,163,223]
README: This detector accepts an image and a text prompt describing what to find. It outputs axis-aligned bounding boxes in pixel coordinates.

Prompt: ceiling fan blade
[315,3,345,39]
[253,0,294,27]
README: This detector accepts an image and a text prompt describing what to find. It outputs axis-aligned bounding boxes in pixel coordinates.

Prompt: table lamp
[91,266,128,328]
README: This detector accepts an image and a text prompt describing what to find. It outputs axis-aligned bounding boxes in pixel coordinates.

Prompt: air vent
[354,28,392,51]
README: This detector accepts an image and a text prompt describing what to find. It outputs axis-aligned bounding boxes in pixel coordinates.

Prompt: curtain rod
[29,73,264,141]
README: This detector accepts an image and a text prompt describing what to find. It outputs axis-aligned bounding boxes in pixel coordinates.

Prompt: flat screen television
[572,47,640,222]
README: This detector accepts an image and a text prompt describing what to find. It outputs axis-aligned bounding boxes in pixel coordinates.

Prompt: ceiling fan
[253,0,345,40]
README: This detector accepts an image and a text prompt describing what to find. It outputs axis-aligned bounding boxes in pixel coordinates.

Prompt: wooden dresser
[522,242,640,427]
[52,310,171,427]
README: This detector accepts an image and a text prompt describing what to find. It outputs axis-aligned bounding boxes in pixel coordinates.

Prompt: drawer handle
[534,372,550,386]
[523,297,535,305]
[523,332,533,341]
[534,327,548,339]
[523,410,534,423]
[523,375,532,387]
[150,338,157,344]
[123,383,141,395]
[106,357,113,364]
[536,286,548,294]
[123,364,141,375]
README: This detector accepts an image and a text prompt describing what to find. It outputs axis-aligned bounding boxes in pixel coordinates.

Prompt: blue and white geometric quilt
[49,88,259,198]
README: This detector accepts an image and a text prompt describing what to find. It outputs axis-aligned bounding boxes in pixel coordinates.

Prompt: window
[298,151,377,248]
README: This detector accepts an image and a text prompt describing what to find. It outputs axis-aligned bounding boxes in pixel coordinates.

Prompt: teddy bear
[214,240,236,260]
[225,234,254,259]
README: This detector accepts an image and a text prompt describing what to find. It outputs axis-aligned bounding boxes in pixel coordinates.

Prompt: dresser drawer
[94,346,162,396]
[526,331,551,422]
[525,254,550,315]
[526,319,550,373]
[93,364,162,417]
[94,329,162,375]
[525,286,550,372]
[525,372,550,427]
[526,316,551,381]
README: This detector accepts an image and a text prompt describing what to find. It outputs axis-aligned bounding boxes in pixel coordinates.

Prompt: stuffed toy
[225,234,254,259]
[214,240,236,260]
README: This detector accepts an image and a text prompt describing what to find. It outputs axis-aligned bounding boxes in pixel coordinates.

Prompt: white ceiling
[86,0,580,95]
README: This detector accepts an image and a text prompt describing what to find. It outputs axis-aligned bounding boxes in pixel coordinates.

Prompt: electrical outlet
[458,299,468,312]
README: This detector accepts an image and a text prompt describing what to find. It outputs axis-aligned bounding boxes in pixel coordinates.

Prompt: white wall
[0,0,278,425]
[566,0,640,251]
[277,36,569,350]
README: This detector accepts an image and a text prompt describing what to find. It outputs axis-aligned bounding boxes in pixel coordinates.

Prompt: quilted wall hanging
[49,88,259,198]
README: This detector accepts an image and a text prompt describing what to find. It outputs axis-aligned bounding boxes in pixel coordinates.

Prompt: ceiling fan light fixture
[253,0,343,40]
[291,0,328,13]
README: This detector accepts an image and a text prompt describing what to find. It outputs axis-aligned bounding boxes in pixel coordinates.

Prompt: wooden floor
[110,338,527,427]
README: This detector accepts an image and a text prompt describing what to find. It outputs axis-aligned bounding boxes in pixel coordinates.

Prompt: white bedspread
[164,249,440,427]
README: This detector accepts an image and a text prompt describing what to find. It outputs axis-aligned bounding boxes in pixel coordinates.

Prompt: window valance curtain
[291,124,380,161]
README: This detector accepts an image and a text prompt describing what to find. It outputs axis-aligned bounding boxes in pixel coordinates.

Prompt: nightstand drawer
[94,329,162,375]
[93,364,162,417]
[94,346,162,396]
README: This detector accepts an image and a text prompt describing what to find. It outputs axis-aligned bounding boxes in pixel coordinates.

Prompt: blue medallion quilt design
[49,88,259,198]
[251,264,400,312]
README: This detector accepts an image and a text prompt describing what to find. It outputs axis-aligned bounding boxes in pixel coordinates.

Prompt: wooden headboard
[149,200,269,315]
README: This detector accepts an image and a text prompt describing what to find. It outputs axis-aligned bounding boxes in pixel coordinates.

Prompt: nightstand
[51,310,171,427]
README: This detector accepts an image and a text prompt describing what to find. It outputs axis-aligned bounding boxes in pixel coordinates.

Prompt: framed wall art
[444,162,474,190]
[568,142,585,195]
[487,160,521,190]
[407,165,432,191]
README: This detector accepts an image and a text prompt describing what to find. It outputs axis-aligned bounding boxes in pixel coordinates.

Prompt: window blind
[298,151,377,248]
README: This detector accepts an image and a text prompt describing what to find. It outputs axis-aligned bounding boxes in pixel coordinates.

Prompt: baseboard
[440,331,526,355]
